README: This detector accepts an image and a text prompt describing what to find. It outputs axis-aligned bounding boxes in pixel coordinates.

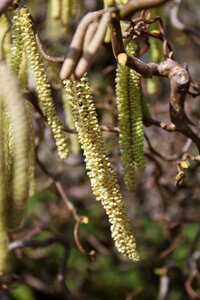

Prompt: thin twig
[119,0,172,20]
[9,235,69,251]
[35,33,65,63]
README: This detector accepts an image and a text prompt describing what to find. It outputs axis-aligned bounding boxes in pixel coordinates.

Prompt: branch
[157,59,200,151]
[35,33,65,63]
[64,125,119,134]
[0,0,13,16]
[144,117,176,132]
[109,15,157,77]
[9,235,69,251]
[119,0,172,20]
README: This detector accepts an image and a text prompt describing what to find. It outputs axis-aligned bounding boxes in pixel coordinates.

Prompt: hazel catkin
[14,7,68,159]
[63,76,139,261]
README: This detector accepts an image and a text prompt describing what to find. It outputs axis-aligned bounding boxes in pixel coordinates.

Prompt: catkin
[116,40,146,191]
[9,13,23,73]
[62,89,80,154]
[129,69,145,172]
[0,63,35,272]
[0,14,11,62]
[116,60,137,191]
[26,101,36,196]
[60,0,71,28]
[0,99,10,274]
[127,41,145,172]
[63,76,139,261]
[0,63,30,229]
[46,0,77,34]
[18,51,28,91]
[15,7,68,160]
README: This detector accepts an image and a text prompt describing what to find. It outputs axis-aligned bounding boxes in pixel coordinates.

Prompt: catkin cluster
[0,63,33,273]
[116,40,148,191]
[47,0,77,35]
[64,76,139,261]
[11,7,68,159]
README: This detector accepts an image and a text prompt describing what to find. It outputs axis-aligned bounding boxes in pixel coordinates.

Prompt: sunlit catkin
[0,14,11,62]
[0,99,10,274]
[116,40,145,190]
[60,0,71,29]
[62,89,80,154]
[0,63,30,229]
[127,40,145,172]
[116,59,137,192]
[16,7,68,159]
[9,12,23,73]
[63,76,139,261]
[129,68,145,172]
[26,102,35,196]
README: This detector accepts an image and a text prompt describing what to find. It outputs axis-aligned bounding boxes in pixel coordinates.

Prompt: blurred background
[1,0,200,299]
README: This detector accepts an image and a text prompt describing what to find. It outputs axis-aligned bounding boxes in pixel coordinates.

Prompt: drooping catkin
[116,40,146,191]
[116,58,137,192]
[62,89,80,154]
[0,14,11,62]
[2,110,14,228]
[70,0,77,17]
[15,7,68,160]
[46,0,62,41]
[0,63,30,229]
[26,101,36,196]
[9,12,23,73]
[50,0,61,19]
[129,68,145,172]
[0,99,10,274]
[18,51,28,91]
[46,0,77,35]
[127,40,145,172]
[63,76,139,261]
[60,0,71,29]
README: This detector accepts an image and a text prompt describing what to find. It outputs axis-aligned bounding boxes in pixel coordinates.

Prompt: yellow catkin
[63,76,139,261]
[127,41,145,172]
[62,89,80,154]
[60,0,77,31]
[0,14,11,62]
[18,51,28,91]
[0,99,10,274]
[0,63,30,229]
[46,0,62,41]
[60,0,71,29]
[70,0,77,17]
[129,68,145,172]
[50,0,61,19]
[26,101,36,196]
[9,12,23,73]
[103,0,111,43]
[15,7,68,159]
[116,40,146,190]
[3,110,14,229]
[116,59,137,192]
